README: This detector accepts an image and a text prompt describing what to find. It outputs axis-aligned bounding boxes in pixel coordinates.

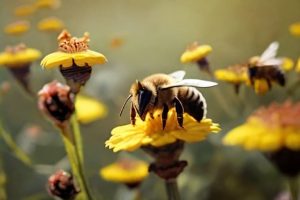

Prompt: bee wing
[168,70,186,81]
[262,58,283,67]
[161,79,217,90]
[259,41,279,64]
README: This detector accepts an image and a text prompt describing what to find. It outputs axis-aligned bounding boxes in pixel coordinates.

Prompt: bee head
[130,80,155,120]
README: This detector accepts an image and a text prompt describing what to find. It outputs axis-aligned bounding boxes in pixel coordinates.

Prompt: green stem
[71,115,83,163]
[60,125,94,200]
[287,177,299,200]
[165,179,180,200]
[0,123,32,167]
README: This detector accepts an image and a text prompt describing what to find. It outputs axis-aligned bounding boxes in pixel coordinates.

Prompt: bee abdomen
[179,87,207,122]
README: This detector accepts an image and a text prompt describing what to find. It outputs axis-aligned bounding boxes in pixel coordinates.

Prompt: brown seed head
[58,29,90,53]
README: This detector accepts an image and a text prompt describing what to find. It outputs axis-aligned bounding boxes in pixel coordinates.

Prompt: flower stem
[60,125,94,200]
[0,122,32,167]
[287,177,299,200]
[165,179,180,200]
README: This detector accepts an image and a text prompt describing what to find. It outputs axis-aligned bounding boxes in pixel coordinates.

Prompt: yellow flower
[253,79,269,95]
[0,44,41,67]
[100,158,149,185]
[180,42,212,63]
[38,17,64,32]
[4,20,30,35]
[289,22,300,37]
[75,95,107,124]
[35,0,60,9]
[41,30,107,69]
[281,57,294,72]
[223,101,300,152]
[214,64,249,85]
[14,5,36,17]
[295,57,300,73]
[106,108,220,152]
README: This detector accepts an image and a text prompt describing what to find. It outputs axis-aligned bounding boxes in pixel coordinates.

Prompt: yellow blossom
[214,64,249,85]
[253,79,269,95]
[223,101,300,152]
[75,95,107,124]
[4,21,30,35]
[106,108,220,152]
[100,158,149,184]
[289,22,300,37]
[180,42,212,63]
[14,5,36,17]
[295,57,300,73]
[38,17,64,32]
[35,0,60,9]
[282,57,294,71]
[41,30,107,69]
[0,44,41,67]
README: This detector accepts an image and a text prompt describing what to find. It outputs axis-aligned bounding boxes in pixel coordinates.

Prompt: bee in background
[120,71,217,129]
[248,41,286,90]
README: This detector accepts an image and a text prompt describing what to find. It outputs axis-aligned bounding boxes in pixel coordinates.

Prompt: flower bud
[38,81,75,127]
[48,170,79,200]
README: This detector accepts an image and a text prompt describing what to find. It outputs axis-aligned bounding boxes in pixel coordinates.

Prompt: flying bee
[248,41,285,89]
[120,71,217,129]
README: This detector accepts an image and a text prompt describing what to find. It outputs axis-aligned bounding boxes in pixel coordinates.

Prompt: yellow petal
[181,45,212,63]
[38,17,64,32]
[41,50,107,69]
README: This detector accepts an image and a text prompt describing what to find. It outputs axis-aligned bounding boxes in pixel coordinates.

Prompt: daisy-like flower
[4,20,30,36]
[75,95,107,124]
[35,0,60,9]
[289,22,300,37]
[214,64,249,94]
[180,42,213,75]
[223,101,300,177]
[0,43,41,92]
[14,4,36,17]
[37,17,64,32]
[106,108,220,152]
[106,108,220,181]
[41,30,107,94]
[100,158,149,189]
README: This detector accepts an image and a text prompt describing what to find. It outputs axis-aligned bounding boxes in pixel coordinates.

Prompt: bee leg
[267,79,272,90]
[162,104,169,130]
[150,112,154,119]
[130,103,136,126]
[173,97,184,127]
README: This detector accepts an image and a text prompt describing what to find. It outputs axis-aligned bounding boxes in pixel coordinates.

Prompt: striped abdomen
[178,87,207,121]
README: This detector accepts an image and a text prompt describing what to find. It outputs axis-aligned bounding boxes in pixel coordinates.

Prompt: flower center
[5,43,26,54]
[58,30,89,53]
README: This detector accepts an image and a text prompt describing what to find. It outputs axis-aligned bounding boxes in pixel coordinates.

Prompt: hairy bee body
[248,65,285,87]
[127,73,208,128]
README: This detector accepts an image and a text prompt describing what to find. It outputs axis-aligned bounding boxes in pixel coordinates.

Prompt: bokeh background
[1,0,300,199]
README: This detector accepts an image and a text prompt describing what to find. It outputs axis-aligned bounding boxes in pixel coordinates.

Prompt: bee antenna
[119,94,132,117]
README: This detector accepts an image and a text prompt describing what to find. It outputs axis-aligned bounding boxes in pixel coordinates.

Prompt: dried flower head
[40,30,107,94]
[100,158,149,189]
[38,17,64,32]
[4,20,30,35]
[223,101,300,176]
[38,81,75,128]
[48,170,79,200]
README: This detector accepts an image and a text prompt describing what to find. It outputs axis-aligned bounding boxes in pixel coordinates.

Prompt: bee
[248,41,285,89]
[120,71,217,129]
